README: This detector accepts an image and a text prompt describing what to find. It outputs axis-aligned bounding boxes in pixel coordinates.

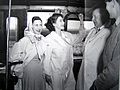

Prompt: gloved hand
[78,13,84,30]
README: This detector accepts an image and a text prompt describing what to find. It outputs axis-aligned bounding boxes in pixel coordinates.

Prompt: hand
[24,25,36,43]
[26,32,36,43]
[78,13,83,22]
[78,13,84,30]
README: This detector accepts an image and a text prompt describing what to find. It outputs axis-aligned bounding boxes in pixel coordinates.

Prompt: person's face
[32,20,42,34]
[53,16,64,31]
[92,9,102,28]
[106,0,116,18]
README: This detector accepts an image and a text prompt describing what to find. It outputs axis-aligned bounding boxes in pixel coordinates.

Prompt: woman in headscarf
[10,16,46,90]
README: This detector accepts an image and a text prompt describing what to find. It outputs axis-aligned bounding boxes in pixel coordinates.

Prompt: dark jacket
[94,23,120,90]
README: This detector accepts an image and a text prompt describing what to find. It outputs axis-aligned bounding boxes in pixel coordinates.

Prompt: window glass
[6,17,18,47]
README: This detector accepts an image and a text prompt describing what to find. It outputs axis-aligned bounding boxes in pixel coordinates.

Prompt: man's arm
[94,38,120,90]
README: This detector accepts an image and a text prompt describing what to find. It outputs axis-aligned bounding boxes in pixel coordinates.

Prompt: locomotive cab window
[6,17,18,48]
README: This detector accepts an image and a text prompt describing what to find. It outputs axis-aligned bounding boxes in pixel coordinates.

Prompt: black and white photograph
[0,0,119,90]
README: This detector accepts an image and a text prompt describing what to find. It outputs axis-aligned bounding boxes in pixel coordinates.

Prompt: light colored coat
[9,24,47,90]
[42,31,83,90]
[10,28,45,77]
[9,35,45,90]
[77,27,110,90]
[10,37,39,77]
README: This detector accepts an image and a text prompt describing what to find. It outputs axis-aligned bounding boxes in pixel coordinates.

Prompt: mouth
[36,29,42,33]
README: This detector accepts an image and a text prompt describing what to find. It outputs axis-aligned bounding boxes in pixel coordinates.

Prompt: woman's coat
[41,31,84,90]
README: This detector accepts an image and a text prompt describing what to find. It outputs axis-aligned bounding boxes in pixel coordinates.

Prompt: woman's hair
[45,13,63,31]
[105,0,112,2]
[105,0,120,5]
[32,16,42,24]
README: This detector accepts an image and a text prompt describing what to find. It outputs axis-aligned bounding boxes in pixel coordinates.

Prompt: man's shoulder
[102,27,110,34]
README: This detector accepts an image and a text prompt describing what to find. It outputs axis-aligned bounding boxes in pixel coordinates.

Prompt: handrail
[6,0,12,89]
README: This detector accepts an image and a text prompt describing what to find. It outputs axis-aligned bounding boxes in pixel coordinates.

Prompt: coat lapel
[85,27,108,49]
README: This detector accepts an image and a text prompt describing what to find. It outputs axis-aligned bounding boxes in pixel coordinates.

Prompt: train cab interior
[0,0,106,89]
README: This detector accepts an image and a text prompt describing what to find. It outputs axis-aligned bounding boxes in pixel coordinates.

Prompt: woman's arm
[70,13,87,45]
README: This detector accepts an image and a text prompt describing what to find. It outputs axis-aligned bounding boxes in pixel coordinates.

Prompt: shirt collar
[98,25,104,30]
[115,16,120,26]
[95,25,104,33]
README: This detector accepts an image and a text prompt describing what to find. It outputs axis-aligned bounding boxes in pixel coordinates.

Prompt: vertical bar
[6,0,12,89]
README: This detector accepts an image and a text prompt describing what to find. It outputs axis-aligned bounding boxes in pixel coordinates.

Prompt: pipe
[6,0,12,89]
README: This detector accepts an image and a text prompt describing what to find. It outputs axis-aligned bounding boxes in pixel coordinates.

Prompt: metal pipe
[6,0,12,89]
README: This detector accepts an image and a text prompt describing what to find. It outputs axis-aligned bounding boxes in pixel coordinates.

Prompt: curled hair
[32,16,42,24]
[105,0,112,2]
[45,13,63,32]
